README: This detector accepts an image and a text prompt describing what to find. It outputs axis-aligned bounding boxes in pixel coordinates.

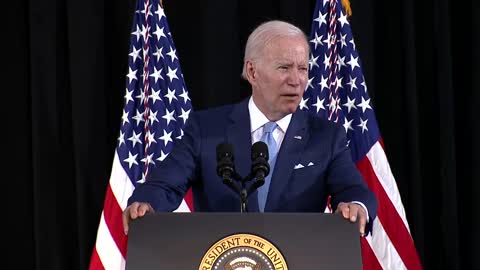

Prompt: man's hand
[335,202,368,236]
[122,202,154,235]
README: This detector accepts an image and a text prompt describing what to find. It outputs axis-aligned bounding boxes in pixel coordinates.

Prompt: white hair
[241,20,308,79]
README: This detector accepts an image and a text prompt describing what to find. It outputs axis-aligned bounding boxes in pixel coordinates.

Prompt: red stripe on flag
[356,154,422,270]
[103,184,128,258]
[360,238,383,270]
[88,248,105,270]
[184,188,194,211]
[378,137,385,149]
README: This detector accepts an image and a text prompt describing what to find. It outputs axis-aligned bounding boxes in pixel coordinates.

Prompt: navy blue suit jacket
[128,99,377,221]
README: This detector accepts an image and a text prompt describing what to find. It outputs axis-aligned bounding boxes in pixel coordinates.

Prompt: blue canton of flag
[119,0,192,186]
[302,0,379,162]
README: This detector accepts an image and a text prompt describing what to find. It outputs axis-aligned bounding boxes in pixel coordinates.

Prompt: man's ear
[245,60,256,83]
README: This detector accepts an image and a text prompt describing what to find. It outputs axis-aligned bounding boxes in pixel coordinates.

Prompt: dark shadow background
[6,0,478,269]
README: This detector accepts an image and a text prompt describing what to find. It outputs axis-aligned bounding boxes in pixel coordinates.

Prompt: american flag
[89,1,193,269]
[303,0,422,269]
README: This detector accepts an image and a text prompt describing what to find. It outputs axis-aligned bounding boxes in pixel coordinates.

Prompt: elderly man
[123,20,377,235]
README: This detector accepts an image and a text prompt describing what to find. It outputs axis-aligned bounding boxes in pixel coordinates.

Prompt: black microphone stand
[228,172,266,213]
[228,173,250,213]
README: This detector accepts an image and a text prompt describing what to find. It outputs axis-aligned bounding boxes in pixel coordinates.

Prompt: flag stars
[167,46,178,62]
[149,66,163,83]
[164,87,178,103]
[124,88,134,105]
[312,96,326,113]
[337,55,347,71]
[335,97,342,112]
[306,77,314,91]
[141,3,153,18]
[347,55,360,71]
[314,10,327,28]
[132,109,145,126]
[159,130,173,146]
[155,4,166,20]
[328,98,337,112]
[162,108,177,126]
[137,173,147,184]
[140,24,151,42]
[131,25,142,42]
[349,38,356,50]
[135,89,146,104]
[126,67,138,84]
[157,150,169,162]
[347,76,358,91]
[128,131,143,147]
[319,75,329,91]
[123,152,139,169]
[335,76,343,90]
[299,97,309,110]
[361,77,368,92]
[178,108,191,124]
[153,25,166,41]
[343,96,357,113]
[146,130,157,147]
[338,11,350,27]
[141,153,155,167]
[343,117,354,133]
[357,97,372,113]
[327,97,342,115]
[121,110,130,126]
[323,33,332,48]
[176,129,185,140]
[129,46,141,63]
[309,54,319,70]
[166,67,179,82]
[357,117,369,133]
[179,88,191,103]
[117,131,125,147]
[150,88,162,104]
[310,32,323,50]
[153,46,164,62]
[338,33,347,48]
[323,54,331,70]
[149,110,159,124]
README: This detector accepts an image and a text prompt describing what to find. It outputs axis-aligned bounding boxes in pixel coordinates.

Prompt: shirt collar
[248,96,292,133]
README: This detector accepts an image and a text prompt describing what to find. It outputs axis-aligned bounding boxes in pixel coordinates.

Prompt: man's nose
[287,69,302,86]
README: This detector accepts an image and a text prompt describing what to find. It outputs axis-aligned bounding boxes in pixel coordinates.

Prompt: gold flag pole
[341,0,352,17]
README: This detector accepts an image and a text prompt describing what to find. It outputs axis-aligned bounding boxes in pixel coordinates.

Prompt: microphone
[216,143,239,193]
[248,141,270,194]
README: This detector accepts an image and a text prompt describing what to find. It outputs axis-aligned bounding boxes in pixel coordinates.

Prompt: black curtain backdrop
[7,0,478,269]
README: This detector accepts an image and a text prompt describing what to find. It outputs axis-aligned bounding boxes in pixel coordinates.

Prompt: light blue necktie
[257,121,278,212]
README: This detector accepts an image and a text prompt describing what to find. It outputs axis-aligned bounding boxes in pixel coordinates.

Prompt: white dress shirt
[248,97,291,147]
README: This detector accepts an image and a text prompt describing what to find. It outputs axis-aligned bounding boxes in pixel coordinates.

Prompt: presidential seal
[199,234,288,270]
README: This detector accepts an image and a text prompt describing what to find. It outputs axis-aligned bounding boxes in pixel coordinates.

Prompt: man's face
[247,35,309,121]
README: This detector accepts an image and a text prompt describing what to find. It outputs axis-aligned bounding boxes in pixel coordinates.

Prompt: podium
[126,212,362,269]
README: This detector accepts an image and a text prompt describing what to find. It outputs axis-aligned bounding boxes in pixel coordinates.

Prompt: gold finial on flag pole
[341,0,352,17]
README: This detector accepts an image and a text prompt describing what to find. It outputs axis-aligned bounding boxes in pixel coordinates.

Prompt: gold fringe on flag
[341,0,352,17]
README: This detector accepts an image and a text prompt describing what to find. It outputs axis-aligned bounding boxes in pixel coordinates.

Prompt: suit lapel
[226,99,259,212]
[265,110,310,211]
